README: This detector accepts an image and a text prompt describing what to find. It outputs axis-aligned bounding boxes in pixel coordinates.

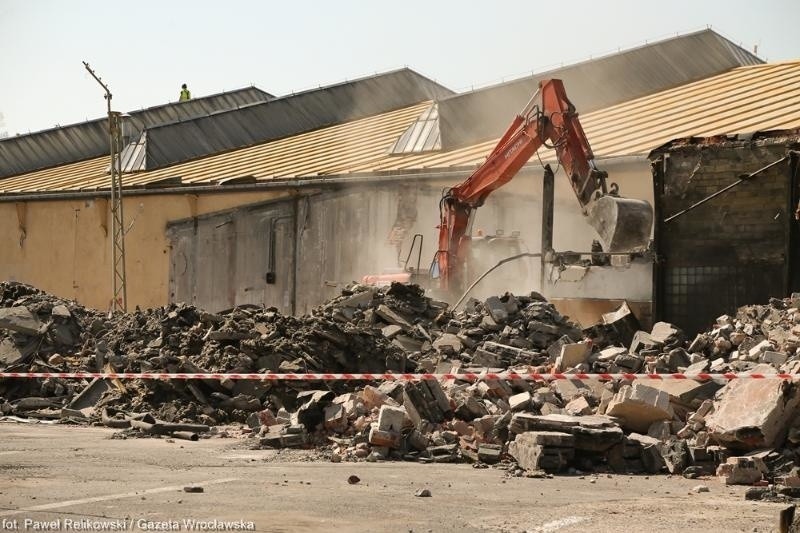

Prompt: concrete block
[761,351,788,366]
[716,456,767,485]
[556,342,591,371]
[477,443,502,464]
[650,321,684,346]
[551,378,600,403]
[509,391,531,412]
[323,403,347,432]
[510,412,619,435]
[598,346,627,362]
[508,433,574,472]
[647,420,672,441]
[368,427,401,448]
[361,385,398,409]
[659,439,689,474]
[629,330,663,354]
[747,339,774,361]
[532,387,559,406]
[565,396,591,416]
[606,382,674,433]
[706,379,800,449]
[377,405,406,432]
[471,348,502,368]
[539,403,564,416]
[685,360,709,374]
[68,378,113,411]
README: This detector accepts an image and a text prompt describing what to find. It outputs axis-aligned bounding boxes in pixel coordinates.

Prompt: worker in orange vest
[179,84,191,101]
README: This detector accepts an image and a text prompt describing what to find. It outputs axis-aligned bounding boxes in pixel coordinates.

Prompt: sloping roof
[0,103,431,193]
[0,86,275,179]
[369,60,800,171]
[2,61,799,196]
[438,29,763,150]
[143,68,453,170]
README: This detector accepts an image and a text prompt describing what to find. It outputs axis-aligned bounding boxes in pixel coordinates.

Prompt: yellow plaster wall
[0,190,287,310]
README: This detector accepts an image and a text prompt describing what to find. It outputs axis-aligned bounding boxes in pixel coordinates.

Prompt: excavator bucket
[587,196,653,252]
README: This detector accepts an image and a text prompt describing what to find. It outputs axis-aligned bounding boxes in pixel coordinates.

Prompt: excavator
[366,78,653,298]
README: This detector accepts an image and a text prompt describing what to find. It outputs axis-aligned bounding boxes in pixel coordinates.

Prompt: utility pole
[83,61,127,313]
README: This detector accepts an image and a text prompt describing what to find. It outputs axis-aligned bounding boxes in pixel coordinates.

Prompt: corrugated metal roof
[438,29,763,150]
[143,69,453,169]
[363,60,800,171]
[2,61,799,196]
[0,86,274,179]
[0,103,431,193]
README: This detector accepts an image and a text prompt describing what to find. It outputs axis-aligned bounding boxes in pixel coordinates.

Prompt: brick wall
[651,135,800,333]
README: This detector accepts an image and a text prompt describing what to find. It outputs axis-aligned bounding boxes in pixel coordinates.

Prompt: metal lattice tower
[83,62,127,312]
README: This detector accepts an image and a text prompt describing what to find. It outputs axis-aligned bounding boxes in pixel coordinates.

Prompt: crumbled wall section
[650,134,800,334]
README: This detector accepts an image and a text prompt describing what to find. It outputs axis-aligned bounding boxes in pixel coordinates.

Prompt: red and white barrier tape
[0,371,795,381]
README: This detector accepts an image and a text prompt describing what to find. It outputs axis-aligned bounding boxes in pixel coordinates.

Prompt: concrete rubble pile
[3,280,800,489]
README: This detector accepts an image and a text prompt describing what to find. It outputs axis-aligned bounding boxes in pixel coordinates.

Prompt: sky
[0,0,797,136]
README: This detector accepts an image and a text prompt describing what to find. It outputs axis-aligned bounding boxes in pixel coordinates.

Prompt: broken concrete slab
[555,342,591,371]
[761,351,788,366]
[0,338,24,366]
[369,427,402,448]
[0,307,42,336]
[509,431,574,472]
[597,346,627,362]
[339,289,375,309]
[508,392,531,412]
[471,348,502,368]
[67,378,113,412]
[432,333,463,354]
[706,380,800,450]
[375,305,412,329]
[650,321,685,347]
[716,456,767,485]
[629,330,663,355]
[606,382,673,433]
[565,396,592,416]
[601,301,640,347]
[381,324,403,339]
[51,304,71,319]
[324,403,348,432]
[520,431,575,447]
[484,296,509,323]
[361,385,397,409]
[477,443,502,464]
[644,379,722,404]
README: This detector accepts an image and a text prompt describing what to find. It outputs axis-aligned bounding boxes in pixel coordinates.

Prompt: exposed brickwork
[651,134,800,333]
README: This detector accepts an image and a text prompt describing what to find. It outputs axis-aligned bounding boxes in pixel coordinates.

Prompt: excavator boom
[436,79,652,292]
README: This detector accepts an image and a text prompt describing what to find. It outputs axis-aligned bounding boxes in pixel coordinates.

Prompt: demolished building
[1,30,798,335]
[0,30,771,324]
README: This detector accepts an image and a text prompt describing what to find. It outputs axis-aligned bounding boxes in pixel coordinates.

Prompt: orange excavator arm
[435,78,651,293]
